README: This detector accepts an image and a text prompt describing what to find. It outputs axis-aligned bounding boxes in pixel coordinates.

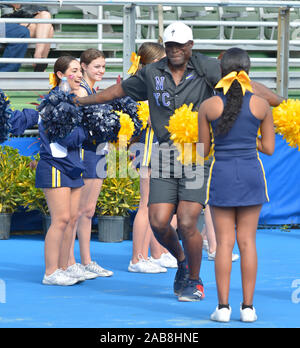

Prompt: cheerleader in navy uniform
[198,48,275,322]
[128,43,178,273]
[68,48,113,279]
[9,108,39,135]
[0,86,39,138]
[38,56,88,286]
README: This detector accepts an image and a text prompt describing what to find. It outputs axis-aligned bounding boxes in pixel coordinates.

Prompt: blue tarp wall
[2,134,300,230]
[258,134,300,225]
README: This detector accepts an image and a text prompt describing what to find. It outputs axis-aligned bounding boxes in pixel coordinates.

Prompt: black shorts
[148,158,212,207]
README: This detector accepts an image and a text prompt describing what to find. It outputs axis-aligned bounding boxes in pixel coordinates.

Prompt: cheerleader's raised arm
[9,108,39,136]
[75,82,125,106]
[0,90,40,142]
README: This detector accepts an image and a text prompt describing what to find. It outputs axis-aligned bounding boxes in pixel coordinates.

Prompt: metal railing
[0,1,300,96]
[0,1,299,7]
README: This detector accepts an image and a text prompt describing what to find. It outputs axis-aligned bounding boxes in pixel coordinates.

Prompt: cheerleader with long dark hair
[198,48,275,323]
[37,56,87,286]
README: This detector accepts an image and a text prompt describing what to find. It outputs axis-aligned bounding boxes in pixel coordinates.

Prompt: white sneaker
[77,263,99,280]
[202,239,209,252]
[66,264,86,282]
[210,306,232,323]
[42,269,78,286]
[84,261,113,277]
[128,255,167,273]
[240,305,258,322]
[161,253,178,268]
[207,251,216,261]
[147,257,167,272]
[150,253,177,268]
[67,263,98,281]
[207,251,240,262]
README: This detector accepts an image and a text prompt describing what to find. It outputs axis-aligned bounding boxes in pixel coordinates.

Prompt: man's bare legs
[149,200,203,279]
[176,201,203,279]
[149,200,204,300]
[149,202,184,263]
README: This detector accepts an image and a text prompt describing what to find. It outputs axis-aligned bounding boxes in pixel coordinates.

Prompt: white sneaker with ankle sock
[161,252,178,268]
[207,251,240,262]
[150,253,177,268]
[128,254,167,273]
[66,263,98,280]
[240,305,257,322]
[42,269,78,286]
[84,261,113,277]
[202,239,209,252]
[210,306,232,322]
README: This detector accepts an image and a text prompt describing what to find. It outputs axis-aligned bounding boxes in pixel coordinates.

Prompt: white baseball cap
[163,21,193,44]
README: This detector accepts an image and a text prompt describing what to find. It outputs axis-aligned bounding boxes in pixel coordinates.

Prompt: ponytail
[214,48,251,136]
[215,79,244,136]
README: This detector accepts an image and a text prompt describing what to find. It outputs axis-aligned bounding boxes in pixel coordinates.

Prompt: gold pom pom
[115,111,135,147]
[273,99,300,150]
[166,103,212,165]
[166,103,198,144]
[137,101,149,130]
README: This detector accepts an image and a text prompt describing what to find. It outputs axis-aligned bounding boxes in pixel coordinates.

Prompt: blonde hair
[137,42,165,66]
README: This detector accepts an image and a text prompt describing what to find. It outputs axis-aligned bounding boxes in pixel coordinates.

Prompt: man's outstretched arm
[75,83,126,105]
[251,81,285,107]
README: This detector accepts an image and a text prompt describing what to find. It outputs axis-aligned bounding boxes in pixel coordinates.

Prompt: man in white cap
[75,21,283,302]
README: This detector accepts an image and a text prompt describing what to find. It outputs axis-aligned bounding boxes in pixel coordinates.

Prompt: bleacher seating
[138,6,179,40]
[261,7,300,40]
[1,3,300,102]
[179,6,221,40]
[1,4,299,63]
[51,7,123,57]
[221,6,262,40]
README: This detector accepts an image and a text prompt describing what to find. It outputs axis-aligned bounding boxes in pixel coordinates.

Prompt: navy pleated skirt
[82,148,107,179]
[206,153,269,207]
[35,160,84,189]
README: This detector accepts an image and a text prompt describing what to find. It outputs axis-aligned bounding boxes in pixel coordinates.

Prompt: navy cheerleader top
[38,87,87,179]
[80,79,98,151]
[7,96,86,179]
[211,91,260,157]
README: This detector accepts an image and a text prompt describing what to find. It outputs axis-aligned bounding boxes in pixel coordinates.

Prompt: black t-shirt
[122,53,221,145]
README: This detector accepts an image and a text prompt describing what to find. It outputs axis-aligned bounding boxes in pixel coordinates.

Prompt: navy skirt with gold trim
[35,160,84,189]
[206,152,269,207]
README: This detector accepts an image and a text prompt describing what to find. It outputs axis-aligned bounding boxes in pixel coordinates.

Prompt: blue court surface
[0,228,299,329]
